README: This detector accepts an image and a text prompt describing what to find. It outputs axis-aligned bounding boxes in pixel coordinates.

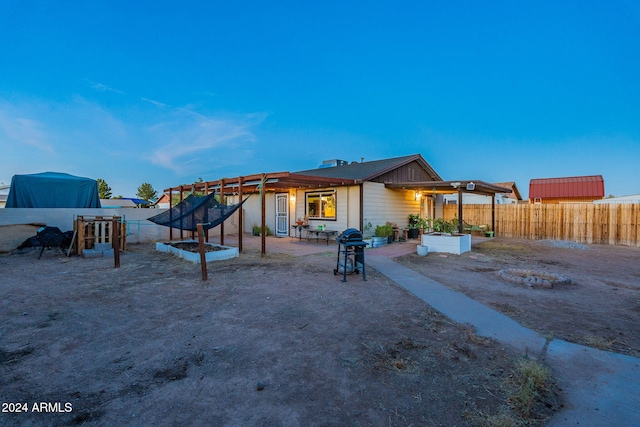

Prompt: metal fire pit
[334,228,367,282]
[36,226,65,259]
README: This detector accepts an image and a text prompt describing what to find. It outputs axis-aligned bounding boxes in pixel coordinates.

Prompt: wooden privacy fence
[443,204,640,247]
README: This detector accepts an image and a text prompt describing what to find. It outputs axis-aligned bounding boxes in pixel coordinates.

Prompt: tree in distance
[97,178,112,199]
[137,182,158,202]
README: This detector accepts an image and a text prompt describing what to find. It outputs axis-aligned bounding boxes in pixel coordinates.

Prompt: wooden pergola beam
[386,180,511,234]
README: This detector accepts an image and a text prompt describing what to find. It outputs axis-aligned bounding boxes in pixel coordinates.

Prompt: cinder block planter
[82,249,104,258]
[156,240,239,263]
[421,233,471,255]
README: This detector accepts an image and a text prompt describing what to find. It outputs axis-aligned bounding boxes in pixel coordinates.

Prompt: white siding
[362,182,421,230]
[233,193,276,234]
[347,185,361,230]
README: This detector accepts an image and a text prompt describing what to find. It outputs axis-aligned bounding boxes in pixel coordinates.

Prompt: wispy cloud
[0,94,269,194]
[88,80,125,94]
[149,110,265,174]
[141,97,168,108]
[0,103,55,153]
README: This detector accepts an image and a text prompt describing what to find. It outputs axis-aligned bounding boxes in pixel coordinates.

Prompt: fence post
[197,223,207,281]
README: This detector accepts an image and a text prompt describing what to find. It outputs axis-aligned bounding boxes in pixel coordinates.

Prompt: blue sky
[1,1,638,199]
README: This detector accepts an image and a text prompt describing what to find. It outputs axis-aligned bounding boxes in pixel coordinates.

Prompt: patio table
[306,228,338,245]
[291,224,309,240]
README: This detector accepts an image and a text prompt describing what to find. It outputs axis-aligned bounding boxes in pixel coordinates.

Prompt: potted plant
[388,222,400,243]
[362,220,373,248]
[416,217,431,234]
[408,214,420,239]
[416,244,429,256]
[374,224,394,245]
[431,218,460,234]
[251,224,270,236]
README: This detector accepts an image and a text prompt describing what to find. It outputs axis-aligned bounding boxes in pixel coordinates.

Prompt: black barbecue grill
[334,228,367,282]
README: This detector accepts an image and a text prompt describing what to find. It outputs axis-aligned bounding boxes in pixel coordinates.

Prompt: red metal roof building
[529,175,605,204]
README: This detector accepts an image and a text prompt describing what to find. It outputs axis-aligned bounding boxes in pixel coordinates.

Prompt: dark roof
[529,175,604,199]
[292,154,442,182]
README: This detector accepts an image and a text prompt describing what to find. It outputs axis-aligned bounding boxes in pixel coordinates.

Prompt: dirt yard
[397,238,640,358]
[3,236,631,426]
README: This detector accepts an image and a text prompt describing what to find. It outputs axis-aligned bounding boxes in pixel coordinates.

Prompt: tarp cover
[5,172,101,208]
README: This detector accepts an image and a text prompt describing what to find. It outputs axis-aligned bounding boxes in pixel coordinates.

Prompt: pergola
[385,180,513,233]
[163,175,510,255]
[163,172,357,254]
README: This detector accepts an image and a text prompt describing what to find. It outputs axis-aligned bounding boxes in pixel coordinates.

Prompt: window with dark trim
[305,190,336,220]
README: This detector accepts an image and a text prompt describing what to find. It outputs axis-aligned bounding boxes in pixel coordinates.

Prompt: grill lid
[337,228,363,242]
[37,226,65,247]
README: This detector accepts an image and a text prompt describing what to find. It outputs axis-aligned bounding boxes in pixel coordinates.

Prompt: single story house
[163,154,511,253]
[153,194,171,209]
[529,175,605,204]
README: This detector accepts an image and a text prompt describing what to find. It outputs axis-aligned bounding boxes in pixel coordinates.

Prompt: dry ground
[0,240,560,426]
[397,238,640,357]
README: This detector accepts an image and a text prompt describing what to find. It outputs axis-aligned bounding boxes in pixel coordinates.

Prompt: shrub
[374,224,394,238]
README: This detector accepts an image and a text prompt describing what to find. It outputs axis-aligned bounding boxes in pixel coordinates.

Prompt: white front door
[275,193,289,237]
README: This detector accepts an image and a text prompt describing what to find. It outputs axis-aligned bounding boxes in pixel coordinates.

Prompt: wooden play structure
[73,215,126,255]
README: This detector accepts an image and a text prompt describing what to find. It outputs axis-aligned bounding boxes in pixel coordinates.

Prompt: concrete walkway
[367,254,640,426]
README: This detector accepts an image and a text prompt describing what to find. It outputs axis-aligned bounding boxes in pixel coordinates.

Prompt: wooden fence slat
[441,203,639,247]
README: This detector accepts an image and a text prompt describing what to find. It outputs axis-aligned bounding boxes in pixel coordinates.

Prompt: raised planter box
[421,233,471,255]
[156,240,239,263]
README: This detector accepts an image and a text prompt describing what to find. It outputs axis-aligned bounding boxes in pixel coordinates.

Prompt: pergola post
[238,176,244,253]
[220,179,225,246]
[491,194,496,233]
[204,182,210,242]
[169,189,173,240]
[261,174,266,257]
[179,185,184,241]
[457,186,464,234]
